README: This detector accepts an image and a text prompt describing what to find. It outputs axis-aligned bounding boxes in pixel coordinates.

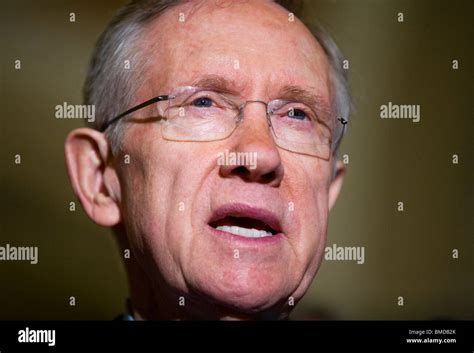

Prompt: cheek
[119,128,220,280]
[284,157,331,262]
[117,129,189,271]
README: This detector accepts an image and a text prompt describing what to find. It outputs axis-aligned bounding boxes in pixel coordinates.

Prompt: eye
[288,108,309,120]
[192,97,214,108]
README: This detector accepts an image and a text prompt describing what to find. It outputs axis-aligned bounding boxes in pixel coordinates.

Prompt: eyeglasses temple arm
[100,95,172,132]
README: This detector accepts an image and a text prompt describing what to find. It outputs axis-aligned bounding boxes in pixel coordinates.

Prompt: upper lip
[208,203,283,234]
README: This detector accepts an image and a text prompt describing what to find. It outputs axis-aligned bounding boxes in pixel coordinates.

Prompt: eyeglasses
[100,86,347,160]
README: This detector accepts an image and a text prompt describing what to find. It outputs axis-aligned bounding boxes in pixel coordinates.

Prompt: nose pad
[266,113,272,127]
[235,111,244,125]
[266,112,277,137]
[263,110,280,148]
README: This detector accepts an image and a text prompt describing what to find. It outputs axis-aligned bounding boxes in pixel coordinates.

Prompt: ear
[64,128,121,226]
[328,159,345,211]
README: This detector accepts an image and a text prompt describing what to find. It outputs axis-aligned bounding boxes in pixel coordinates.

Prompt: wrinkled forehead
[140,0,332,103]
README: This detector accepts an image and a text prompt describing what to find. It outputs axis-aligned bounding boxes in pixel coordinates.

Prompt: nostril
[229,165,278,184]
[233,166,250,176]
[261,171,276,183]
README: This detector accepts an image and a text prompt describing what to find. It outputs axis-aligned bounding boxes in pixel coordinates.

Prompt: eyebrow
[190,75,243,95]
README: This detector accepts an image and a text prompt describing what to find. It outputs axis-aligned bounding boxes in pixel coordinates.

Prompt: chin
[192,266,294,315]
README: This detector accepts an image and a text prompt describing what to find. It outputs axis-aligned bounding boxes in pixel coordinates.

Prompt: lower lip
[207,225,283,244]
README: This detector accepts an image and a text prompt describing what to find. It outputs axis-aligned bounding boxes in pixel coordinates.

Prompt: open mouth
[209,216,276,238]
[208,205,282,239]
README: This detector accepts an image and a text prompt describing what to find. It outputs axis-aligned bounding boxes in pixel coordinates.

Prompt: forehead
[140,0,332,101]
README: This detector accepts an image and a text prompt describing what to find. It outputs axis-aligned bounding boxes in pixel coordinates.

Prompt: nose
[219,102,284,186]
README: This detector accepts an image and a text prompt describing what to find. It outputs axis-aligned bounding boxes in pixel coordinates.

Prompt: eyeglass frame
[99,87,348,158]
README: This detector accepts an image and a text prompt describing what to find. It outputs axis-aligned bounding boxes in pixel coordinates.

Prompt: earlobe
[328,159,345,211]
[64,128,121,227]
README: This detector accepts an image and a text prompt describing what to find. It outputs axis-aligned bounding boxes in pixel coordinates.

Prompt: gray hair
[84,0,351,155]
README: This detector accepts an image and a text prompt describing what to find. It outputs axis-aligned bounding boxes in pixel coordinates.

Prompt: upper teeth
[216,225,273,238]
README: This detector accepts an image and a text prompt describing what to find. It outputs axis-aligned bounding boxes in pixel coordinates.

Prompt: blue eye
[288,108,308,120]
[192,97,213,108]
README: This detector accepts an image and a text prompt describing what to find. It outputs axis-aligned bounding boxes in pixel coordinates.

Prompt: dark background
[1,0,473,319]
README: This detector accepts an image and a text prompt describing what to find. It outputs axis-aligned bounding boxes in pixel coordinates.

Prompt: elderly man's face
[115,0,342,318]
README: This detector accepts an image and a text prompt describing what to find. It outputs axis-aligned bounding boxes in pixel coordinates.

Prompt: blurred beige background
[1,0,473,320]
